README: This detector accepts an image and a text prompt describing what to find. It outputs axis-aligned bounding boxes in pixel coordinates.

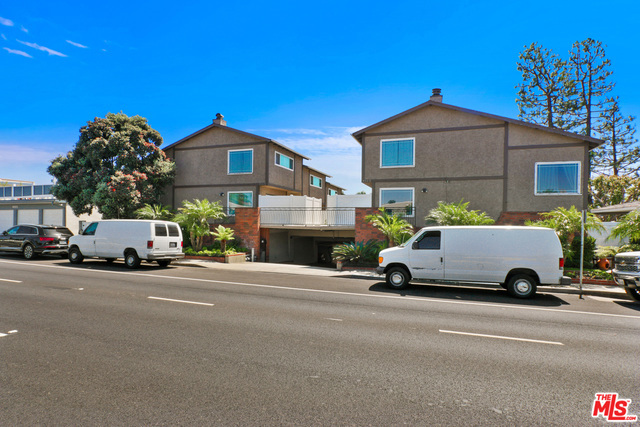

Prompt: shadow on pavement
[368,282,569,307]
[613,301,640,311]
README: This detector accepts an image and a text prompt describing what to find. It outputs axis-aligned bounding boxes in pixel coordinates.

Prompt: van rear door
[408,230,444,279]
[152,223,182,255]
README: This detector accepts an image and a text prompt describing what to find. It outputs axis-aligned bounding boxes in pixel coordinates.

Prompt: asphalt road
[1,255,639,426]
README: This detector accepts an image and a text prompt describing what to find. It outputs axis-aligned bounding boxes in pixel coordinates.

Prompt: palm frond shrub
[332,240,383,265]
[365,208,414,246]
[425,200,495,225]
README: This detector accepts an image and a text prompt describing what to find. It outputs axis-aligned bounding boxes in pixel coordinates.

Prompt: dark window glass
[415,231,441,250]
[43,185,53,194]
[17,226,37,235]
[14,187,22,197]
[43,227,72,236]
[6,226,20,235]
[22,186,32,196]
[83,222,98,236]
[33,185,43,195]
[168,224,180,237]
[155,224,168,236]
[2,188,11,197]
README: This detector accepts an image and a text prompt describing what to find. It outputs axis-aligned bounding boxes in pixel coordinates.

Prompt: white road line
[440,329,564,346]
[325,318,343,322]
[148,296,214,306]
[0,333,7,338]
[0,278,22,283]
[1,259,640,320]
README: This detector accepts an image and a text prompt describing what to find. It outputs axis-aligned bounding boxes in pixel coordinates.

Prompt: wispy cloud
[20,25,28,33]
[0,16,14,27]
[17,40,67,57]
[1,34,7,40]
[0,144,60,165]
[66,40,87,48]
[3,47,32,58]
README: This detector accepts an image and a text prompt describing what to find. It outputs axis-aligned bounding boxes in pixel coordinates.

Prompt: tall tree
[516,42,572,129]
[567,38,615,137]
[589,175,640,208]
[48,112,175,218]
[591,97,638,176]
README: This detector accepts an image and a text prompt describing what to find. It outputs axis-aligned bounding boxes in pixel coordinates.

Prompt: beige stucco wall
[267,144,304,192]
[302,168,327,204]
[172,185,258,210]
[361,103,591,218]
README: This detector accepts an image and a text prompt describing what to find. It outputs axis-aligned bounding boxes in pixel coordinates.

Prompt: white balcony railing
[260,208,356,227]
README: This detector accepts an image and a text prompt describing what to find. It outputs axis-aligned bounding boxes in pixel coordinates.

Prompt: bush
[425,200,495,225]
[564,235,596,269]
[332,240,383,265]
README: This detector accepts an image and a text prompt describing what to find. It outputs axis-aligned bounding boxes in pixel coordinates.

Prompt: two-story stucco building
[161,114,342,213]
[352,89,603,225]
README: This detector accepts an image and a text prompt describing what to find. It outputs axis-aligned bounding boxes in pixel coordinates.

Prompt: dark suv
[0,224,74,259]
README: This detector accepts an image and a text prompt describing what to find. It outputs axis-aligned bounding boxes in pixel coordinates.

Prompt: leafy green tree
[365,208,414,247]
[134,203,174,220]
[173,199,225,252]
[212,225,235,253]
[48,112,175,218]
[425,200,495,226]
[591,97,638,176]
[589,175,640,208]
[610,210,640,243]
[516,42,572,129]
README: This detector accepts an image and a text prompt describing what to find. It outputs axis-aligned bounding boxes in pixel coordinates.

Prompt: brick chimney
[213,113,226,126]
[430,88,443,102]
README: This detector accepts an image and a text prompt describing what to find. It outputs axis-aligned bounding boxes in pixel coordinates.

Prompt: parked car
[611,252,640,302]
[376,225,570,299]
[0,224,74,259]
[68,220,185,268]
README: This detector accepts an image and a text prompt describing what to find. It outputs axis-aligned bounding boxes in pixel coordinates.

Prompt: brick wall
[496,211,542,225]
[355,208,386,243]
[230,207,261,253]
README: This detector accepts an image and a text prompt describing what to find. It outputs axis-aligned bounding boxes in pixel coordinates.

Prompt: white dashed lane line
[0,278,22,283]
[148,296,214,306]
[0,330,18,338]
[439,329,564,346]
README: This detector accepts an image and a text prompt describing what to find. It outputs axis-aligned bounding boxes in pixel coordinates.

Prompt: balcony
[260,208,356,229]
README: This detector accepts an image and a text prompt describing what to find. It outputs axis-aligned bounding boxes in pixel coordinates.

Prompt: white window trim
[534,161,581,196]
[379,187,415,217]
[274,151,294,171]
[227,148,254,175]
[227,191,254,215]
[310,174,323,188]
[380,137,416,169]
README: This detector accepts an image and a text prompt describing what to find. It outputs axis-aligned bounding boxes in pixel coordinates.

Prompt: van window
[83,222,98,236]
[168,224,180,237]
[415,231,441,250]
[155,224,168,237]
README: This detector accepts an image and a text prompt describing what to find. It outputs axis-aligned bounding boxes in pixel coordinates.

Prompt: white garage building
[0,180,101,234]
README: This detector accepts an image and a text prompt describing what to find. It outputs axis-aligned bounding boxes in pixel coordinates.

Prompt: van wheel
[22,243,36,260]
[68,247,84,264]
[125,251,141,269]
[157,260,171,267]
[506,274,537,299]
[625,287,640,302]
[386,267,411,290]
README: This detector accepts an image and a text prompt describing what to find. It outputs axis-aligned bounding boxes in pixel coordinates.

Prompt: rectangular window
[2,187,11,197]
[380,138,415,168]
[33,185,43,196]
[328,189,338,196]
[275,152,294,171]
[535,162,581,195]
[21,186,32,196]
[168,224,180,237]
[310,175,323,188]
[155,224,168,236]
[228,191,253,215]
[228,149,253,174]
[415,231,441,250]
[380,188,414,217]
[14,187,22,197]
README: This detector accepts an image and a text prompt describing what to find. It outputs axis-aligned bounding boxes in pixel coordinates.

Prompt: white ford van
[376,226,569,298]
[68,220,185,268]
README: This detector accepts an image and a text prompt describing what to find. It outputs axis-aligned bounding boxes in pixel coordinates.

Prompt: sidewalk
[174,259,629,300]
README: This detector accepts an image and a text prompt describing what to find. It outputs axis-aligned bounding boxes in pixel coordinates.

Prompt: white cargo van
[376,226,569,298]
[68,220,185,268]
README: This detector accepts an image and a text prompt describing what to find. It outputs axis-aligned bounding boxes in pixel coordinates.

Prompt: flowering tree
[48,112,175,218]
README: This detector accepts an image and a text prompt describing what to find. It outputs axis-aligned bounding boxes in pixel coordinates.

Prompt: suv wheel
[22,243,36,260]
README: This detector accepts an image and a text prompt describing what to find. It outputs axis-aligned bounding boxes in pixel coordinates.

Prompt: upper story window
[275,152,294,171]
[328,189,338,196]
[535,162,581,195]
[380,138,415,168]
[228,149,253,174]
[310,175,323,188]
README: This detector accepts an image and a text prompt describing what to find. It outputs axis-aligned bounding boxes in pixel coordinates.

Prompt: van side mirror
[412,241,419,250]
[1,231,7,236]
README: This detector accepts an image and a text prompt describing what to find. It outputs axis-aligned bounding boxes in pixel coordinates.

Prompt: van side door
[76,222,98,256]
[408,230,444,280]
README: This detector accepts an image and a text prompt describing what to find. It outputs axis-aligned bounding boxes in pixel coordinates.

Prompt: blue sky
[1,0,639,194]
